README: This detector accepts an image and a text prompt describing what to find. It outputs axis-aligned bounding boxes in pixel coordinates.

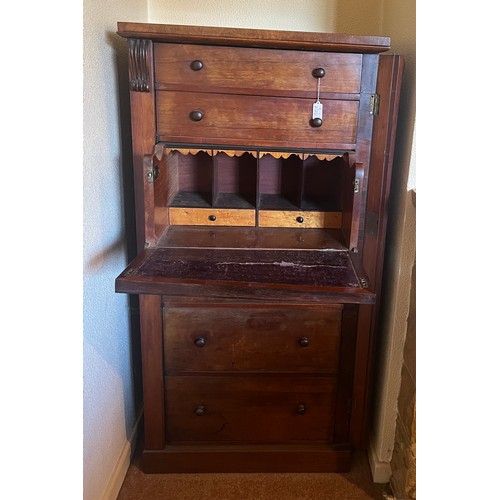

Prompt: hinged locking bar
[369,93,380,116]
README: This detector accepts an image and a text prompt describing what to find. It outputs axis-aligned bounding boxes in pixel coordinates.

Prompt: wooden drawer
[163,305,342,372]
[169,207,256,226]
[154,43,362,96]
[165,375,336,443]
[259,210,342,229]
[156,91,359,149]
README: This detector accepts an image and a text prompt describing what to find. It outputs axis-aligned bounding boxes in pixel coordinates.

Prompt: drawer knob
[189,110,204,121]
[296,216,304,224]
[195,405,206,416]
[298,336,309,347]
[313,67,325,78]
[190,60,204,71]
[297,404,306,415]
[208,214,217,222]
[194,337,206,347]
[310,117,323,128]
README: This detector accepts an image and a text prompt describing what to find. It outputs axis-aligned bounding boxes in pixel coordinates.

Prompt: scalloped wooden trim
[213,149,258,158]
[302,153,343,161]
[259,151,301,160]
[153,144,347,162]
[163,147,214,157]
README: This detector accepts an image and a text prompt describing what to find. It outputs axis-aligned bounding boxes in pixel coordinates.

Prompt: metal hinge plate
[370,93,380,116]
[147,163,159,183]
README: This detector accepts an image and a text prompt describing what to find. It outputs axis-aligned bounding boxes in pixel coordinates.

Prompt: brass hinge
[353,177,360,193]
[370,93,380,116]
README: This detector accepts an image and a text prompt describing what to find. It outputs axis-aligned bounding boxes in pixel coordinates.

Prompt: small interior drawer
[169,207,256,226]
[154,43,362,96]
[163,305,343,372]
[165,375,336,443]
[156,91,359,150]
[258,210,342,229]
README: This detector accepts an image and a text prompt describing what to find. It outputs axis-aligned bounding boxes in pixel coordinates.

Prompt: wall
[83,1,147,498]
[390,250,416,498]
[148,0,334,32]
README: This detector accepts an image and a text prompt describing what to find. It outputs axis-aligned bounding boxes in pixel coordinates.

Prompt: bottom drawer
[166,375,336,444]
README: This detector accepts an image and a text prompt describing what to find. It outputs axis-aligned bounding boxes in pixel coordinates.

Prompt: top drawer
[154,43,363,97]
[163,305,343,373]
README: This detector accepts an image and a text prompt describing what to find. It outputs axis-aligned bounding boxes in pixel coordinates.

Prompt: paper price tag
[312,101,323,120]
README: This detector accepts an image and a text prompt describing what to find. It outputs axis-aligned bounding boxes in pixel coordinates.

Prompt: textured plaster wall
[332,1,383,35]
[83,0,147,498]
[148,0,334,32]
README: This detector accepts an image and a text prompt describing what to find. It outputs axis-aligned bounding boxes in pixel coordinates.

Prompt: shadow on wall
[332,1,383,35]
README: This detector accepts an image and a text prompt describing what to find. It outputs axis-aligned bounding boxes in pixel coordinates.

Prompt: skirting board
[100,410,143,500]
[368,438,392,483]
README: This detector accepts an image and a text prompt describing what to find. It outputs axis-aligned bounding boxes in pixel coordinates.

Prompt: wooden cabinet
[115,22,403,473]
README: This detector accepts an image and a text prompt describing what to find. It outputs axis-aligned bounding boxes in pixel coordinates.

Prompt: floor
[117,440,390,500]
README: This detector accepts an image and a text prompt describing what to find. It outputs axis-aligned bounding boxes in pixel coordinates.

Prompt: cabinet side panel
[333,305,358,443]
[351,55,404,447]
[128,39,157,253]
[139,294,165,450]
[363,55,404,294]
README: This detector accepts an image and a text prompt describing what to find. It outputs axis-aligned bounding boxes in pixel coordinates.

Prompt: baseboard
[367,438,392,483]
[100,409,143,500]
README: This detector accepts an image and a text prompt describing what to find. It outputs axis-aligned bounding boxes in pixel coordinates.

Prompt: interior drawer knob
[208,214,217,222]
[296,216,304,223]
[297,404,306,415]
[190,60,204,71]
[195,405,206,416]
[189,110,204,121]
[298,336,309,347]
[310,117,323,127]
[194,337,206,347]
[313,67,325,78]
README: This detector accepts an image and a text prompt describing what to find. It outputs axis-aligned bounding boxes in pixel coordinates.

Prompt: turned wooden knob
[313,67,325,78]
[297,404,306,415]
[310,117,323,127]
[194,337,206,347]
[298,336,309,347]
[195,405,206,416]
[189,110,204,121]
[190,60,204,71]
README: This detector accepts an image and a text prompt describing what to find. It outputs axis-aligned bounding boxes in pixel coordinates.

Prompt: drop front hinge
[369,93,380,116]
[146,163,159,183]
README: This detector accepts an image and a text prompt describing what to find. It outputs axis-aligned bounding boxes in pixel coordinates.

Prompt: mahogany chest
[115,22,403,473]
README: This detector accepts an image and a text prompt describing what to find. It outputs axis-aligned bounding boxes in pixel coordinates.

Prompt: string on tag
[312,76,323,122]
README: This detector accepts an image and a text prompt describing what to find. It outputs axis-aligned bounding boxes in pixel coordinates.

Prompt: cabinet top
[116,22,390,53]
